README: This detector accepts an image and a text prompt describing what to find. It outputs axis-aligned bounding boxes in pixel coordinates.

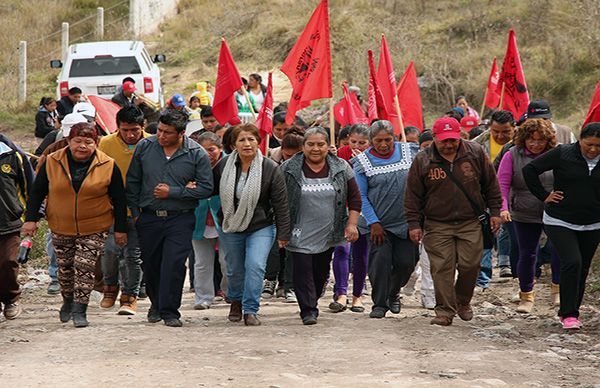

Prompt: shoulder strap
[438,161,485,220]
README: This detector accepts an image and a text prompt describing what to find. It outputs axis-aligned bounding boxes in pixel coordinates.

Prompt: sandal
[328,296,347,313]
[350,296,365,313]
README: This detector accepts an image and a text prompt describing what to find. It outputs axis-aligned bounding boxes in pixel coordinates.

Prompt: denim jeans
[46,230,58,280]
[497,224,511,268]
[476,248,493,288]
[101,218,143,296]
[219,225,276,314]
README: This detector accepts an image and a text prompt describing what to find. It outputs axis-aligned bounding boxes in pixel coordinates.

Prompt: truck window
[69,56,142,77]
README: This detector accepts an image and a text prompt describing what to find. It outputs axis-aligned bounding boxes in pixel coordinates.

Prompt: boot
[243,313,261,326]
[72,302,89,328]
[228,300,242,322]
[117,294,137,316]
[516,291,535,313]
[551,283,560,307]
[59,296,74,323]
[100,285,119,309]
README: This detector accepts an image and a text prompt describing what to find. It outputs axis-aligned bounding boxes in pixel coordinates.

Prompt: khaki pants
[423,219,483,318]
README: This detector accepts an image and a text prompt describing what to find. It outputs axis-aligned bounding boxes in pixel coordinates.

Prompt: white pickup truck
[50,40,165,104]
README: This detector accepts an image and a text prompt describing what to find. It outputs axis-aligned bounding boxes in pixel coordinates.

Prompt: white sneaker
[420,291,435,310]
[284,290,297,303]
[193,302,211,310]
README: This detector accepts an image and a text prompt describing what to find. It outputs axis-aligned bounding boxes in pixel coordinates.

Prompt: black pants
[291,248,333,319]
[136,212,195,320]
[545,225,600,319]
[368,231,418,311]
[265,242,294,290]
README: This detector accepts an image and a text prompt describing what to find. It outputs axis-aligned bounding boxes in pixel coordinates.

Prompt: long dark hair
[39,96,55,108]
[248,73,267,95]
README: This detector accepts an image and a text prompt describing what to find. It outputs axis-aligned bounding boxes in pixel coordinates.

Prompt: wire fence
[3,0,130,104]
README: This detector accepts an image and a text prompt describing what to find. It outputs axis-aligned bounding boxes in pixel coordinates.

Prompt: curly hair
[514,118,557,150]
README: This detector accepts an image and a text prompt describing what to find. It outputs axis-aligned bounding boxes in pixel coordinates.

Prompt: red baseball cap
[123,81,137,93]
[460,116,479,132]
[432,117,461,141]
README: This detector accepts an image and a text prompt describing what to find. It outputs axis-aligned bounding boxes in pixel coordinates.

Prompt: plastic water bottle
[16,237,32,264]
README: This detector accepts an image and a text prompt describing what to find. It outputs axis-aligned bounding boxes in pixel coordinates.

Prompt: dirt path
[2,270,600,387]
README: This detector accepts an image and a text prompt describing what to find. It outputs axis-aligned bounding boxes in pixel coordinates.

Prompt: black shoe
[328,301,346,313]
[72,303,88,328]
[59,296,73,323]
[164,318,182,327]
[138,285,147,299]
[369,307,387,318]
[388,296,401,314]
[147,306,162,323]
[302,315,317,325]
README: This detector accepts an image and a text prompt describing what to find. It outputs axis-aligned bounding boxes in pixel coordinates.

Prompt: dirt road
[2,270,600,387]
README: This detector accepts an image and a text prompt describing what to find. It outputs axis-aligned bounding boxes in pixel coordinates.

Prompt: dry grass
[150,0,600,129]
[0,0,129,134]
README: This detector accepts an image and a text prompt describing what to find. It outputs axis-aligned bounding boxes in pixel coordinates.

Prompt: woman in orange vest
[22,122,128,328]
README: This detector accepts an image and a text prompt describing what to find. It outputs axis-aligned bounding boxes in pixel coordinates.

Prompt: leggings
[52,232,108,304]
[544,225,600,319]
[513,221,560,292]
[332,234,369,298]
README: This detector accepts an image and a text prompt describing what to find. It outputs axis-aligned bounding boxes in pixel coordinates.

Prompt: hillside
[2,0,600,135]
[153,0,600,129]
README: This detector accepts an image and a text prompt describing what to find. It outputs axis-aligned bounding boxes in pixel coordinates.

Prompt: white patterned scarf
[220,150,263,233]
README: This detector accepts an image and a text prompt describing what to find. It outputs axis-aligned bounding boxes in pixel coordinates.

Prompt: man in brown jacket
[404,117,502,326]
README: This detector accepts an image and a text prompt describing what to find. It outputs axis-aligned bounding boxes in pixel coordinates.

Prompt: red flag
[256,72,274,155]
[367,49,389,123]
[484,57,501,109]
[376,34,400,133]
[280,0,332,125]
[87,95,120,135]
[496,29,529,119]
[396,61,423,131]
[333,84,368,126]
[583,80,600,127]
[212,38,243,126]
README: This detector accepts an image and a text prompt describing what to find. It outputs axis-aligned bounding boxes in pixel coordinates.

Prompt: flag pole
[329,98,335,146]
[498,81,506,109]
[480,87,488,118]
[241,88,257,120]
[393,95,406,142]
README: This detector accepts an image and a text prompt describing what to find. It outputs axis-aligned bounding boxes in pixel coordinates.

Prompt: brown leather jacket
[404,140,502,230]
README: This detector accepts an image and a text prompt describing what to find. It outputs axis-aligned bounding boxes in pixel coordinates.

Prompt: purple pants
[513,221,560,292]
[332,234,369,298]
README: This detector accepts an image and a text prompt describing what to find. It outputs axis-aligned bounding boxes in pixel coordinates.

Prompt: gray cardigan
[281,153,353,245]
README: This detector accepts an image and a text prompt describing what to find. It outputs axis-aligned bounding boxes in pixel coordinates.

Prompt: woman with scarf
[213,123,291,326]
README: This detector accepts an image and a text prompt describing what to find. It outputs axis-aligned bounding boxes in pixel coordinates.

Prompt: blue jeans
[46,230,58,280]
[219,225,276,314]
[497,224,511,268]
[476,248,493,288]
[102,218,143,296]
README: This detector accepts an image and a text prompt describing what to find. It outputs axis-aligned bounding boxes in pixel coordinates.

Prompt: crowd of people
[1,81,599,332]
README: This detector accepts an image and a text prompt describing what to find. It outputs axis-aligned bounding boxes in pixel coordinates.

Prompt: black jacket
[0,141,30,235]
[523,142,600,225]
[213,155,291,240]
[111,91,136,108]
[57,96,75,119]
[35,109,57,139]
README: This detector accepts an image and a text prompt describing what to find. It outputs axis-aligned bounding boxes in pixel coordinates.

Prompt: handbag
[438,162,495,249]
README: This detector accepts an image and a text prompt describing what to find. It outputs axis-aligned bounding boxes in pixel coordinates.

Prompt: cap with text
[432,117,461,141]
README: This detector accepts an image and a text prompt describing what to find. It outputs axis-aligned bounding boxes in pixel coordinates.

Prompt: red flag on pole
[367,49,389,123]
[485,57,501,109]
[333,83,368,126]
[583,80,600,127]
[280,0,332,125]
[496,29,529,119]
[256,72,274,155]
[376,34,400,132]
[212,38,243,126]
[396,61,423,131]
[87,95,120,134]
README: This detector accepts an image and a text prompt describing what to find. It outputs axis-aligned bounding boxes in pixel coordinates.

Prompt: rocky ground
[2,267,600,387]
